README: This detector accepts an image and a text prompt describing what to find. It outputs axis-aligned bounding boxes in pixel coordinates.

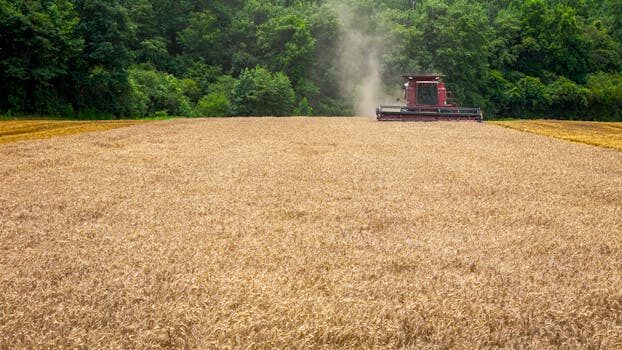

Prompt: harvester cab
[376,74,483,122]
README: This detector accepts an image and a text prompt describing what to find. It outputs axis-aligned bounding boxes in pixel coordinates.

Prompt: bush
[209,75,236,98]
[546,77,589,118]
[586,72,622,121]
[295,97,314,116]
[314,97,353,116]
[128,66,193,117]
[195,92,231,117]
[508,76,549,117]
[233,66,295,116]
[180,78,203,104]
[32,88,74,116]
[128,76,149,117]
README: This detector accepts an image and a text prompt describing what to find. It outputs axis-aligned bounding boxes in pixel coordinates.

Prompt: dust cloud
[331,2,397,117]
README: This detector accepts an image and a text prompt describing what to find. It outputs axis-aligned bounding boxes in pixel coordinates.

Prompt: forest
[1,0,621,120]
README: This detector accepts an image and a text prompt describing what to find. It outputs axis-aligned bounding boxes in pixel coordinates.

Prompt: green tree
[489,7,522,72]
[486,70,516,116]
[412,0,494,108]
[2,0,622,120]
[73,0,133,115]
[513,0,589,82]
[178,8,224,65]
[580,18,622,73]
[602,0,622,43]
[0,0,81,114]
[307,4,341,105]
[257,12,316,86]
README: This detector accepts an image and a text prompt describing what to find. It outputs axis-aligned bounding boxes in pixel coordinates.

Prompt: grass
[1,118,621,348]
[0,119,149,144]
[490,119,622,151]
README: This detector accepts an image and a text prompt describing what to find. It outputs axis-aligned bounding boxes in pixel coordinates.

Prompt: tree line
[1,0,621,120]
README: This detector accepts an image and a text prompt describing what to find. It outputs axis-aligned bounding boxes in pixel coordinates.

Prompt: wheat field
[1,117,621,349]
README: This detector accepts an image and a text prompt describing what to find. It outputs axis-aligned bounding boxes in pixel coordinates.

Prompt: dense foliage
[1,0,621,119]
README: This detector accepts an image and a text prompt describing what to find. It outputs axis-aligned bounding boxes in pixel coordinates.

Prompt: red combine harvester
[376,74,483,122]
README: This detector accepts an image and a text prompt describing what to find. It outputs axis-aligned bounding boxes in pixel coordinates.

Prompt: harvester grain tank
[376,74,483,122]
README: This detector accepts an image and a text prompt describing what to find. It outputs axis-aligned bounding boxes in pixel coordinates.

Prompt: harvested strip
[0,120,148,144]
[491,120,622,151]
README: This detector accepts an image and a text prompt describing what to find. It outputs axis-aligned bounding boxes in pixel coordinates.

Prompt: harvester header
[376,74,483,122]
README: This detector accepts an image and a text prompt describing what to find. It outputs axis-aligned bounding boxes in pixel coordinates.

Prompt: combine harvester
[376,74,483,122]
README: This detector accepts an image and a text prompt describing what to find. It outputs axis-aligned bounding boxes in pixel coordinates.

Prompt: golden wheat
[1,117,621,349]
